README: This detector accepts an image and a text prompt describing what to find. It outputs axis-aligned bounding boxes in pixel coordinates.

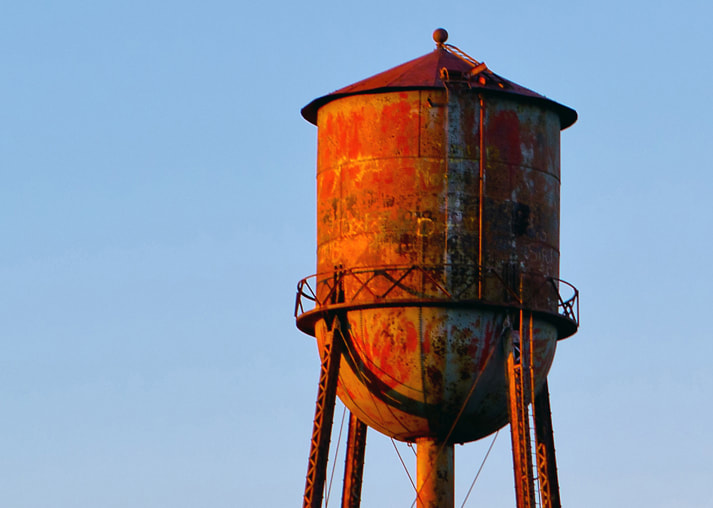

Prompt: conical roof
[301,31,577,129]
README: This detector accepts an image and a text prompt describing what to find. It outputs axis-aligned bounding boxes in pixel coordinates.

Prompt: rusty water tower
[295,29,579,508]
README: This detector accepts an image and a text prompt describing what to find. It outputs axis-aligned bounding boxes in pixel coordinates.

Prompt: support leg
[303,319,343,508]
[534,380,561,508]
[341,413,368,508]
[506,325,536,508]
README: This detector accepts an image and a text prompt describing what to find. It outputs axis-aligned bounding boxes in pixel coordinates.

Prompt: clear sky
[1,1,711,507]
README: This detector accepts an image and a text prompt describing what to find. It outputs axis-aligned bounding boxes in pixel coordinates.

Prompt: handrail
[295,265,578,328]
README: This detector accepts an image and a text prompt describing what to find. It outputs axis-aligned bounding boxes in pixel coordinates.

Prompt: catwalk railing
[295,265,578,338]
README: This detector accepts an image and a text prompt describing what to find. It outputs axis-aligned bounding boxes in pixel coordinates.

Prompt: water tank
[296,31,578,444]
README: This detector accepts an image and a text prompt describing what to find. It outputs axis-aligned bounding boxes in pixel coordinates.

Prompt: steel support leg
[534,380,561,508]
[341,413,368,508]
[506,326,536,508]
[302,318,343,508]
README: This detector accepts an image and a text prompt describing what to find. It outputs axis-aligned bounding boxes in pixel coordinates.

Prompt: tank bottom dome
[315,306,557,443]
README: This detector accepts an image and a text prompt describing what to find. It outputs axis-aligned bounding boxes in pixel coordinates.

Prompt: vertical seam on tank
[339,160,343,243]
[478,94,485,299]
[417,91,427,417]
[443,86,450,276]
[419,306,426,413]
[418,90,422,158]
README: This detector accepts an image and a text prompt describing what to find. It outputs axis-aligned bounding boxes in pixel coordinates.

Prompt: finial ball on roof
[433,28,448,45]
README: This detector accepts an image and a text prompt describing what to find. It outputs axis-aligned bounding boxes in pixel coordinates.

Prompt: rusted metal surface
[313,307,555,442]
[303,317,344,508]
[507,313,537,508]
[416,438,454,508]
[341,414,367,508]
[314,90,564,303]
[301,46,577,129]
[533,380,562,508]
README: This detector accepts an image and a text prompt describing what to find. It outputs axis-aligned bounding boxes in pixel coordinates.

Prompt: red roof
[301,46,577,129]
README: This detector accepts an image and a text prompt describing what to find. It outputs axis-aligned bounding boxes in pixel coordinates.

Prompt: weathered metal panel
[316,89,562,307]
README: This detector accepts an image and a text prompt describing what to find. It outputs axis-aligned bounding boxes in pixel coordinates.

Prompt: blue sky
[1,1,711,506]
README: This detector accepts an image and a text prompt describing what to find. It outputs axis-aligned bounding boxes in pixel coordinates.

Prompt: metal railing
[295,265,578,328]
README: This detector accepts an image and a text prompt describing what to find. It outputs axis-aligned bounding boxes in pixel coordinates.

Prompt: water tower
[295,29,579,508]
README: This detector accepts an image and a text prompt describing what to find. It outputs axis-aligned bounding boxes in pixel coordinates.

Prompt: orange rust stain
[372,315,418,387]
[379,98,418,156]
[404,319,419,353]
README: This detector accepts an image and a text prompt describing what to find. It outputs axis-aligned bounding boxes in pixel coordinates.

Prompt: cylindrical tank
[297,33,577,443]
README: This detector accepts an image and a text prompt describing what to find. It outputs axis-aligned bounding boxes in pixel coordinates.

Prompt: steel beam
[302,318,344,508]
[341,413,368,508]
[534,380,562,508]
[506,324,536,508]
